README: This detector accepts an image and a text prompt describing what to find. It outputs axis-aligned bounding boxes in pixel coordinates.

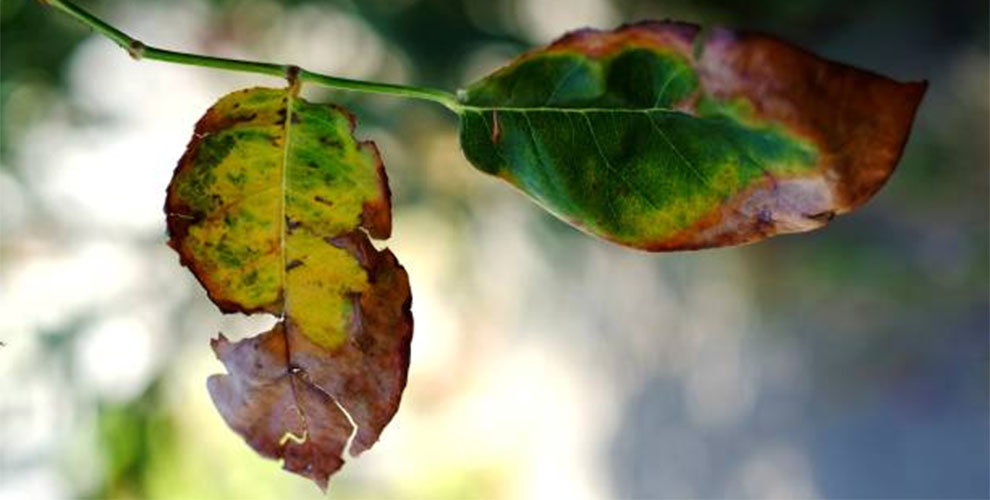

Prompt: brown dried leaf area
[207,242,412,489]
[165,87,413,490]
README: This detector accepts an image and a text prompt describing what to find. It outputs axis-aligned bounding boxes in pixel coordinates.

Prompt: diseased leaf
[458,21,926,250]
[165,86,412,489]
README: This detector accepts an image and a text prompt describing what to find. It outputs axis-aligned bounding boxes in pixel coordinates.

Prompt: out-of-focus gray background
[1,0,987,498]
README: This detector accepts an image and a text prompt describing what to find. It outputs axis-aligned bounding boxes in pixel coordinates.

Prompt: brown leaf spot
[285,216,302,233]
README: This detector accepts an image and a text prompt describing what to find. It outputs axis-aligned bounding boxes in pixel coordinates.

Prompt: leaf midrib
[460,105,684,114]
[464,106,711,214]
[279,90,295,319]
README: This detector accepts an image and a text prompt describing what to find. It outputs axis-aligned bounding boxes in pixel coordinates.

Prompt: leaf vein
[653,66,687,107]
[462,106,682,114]
[542,61,584,106]
[582,113,660,211]
[645,112,712,189]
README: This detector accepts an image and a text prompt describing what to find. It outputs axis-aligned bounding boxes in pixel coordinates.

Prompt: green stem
[41,0,462,112]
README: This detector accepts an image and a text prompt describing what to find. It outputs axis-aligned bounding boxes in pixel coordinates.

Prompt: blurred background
[1,0,987,498]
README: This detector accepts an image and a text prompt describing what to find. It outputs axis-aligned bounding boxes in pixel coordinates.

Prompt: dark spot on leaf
[286,259,304,272]
[196,134,237,178]
[314,196,334,207]
[806,210,835,222]
[319,136,341,148]
[215,241,242,267]
[242,270,259,286]
[227,171,247,186]
[757,207,774,225]
[355,332,375,353]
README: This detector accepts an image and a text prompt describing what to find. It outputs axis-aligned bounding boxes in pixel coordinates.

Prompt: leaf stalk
[41,0,463,112]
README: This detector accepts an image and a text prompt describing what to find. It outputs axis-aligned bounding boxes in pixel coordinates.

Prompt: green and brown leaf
[165,86,412,489]
[458,21,926,250]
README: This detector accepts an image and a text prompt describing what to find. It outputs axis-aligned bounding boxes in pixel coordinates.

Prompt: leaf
[165,86,412,489]
[458,21,926,250]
